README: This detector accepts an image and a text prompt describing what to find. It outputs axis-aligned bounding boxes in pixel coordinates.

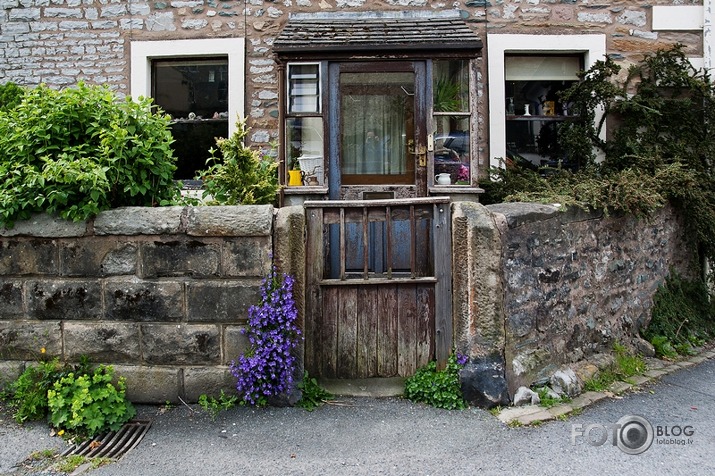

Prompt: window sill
[283,186,329,195]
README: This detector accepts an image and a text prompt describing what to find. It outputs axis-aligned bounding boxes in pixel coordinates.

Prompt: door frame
[327,60,428,200]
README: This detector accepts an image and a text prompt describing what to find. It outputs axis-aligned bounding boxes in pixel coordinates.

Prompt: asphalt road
[2,357,713,476]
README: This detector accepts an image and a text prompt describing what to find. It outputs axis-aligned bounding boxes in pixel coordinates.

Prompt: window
[505,55,581,168]
[285,63,325,186]
[130,39,245,181]
[487,34,606,169]
[152,58,229,179]
[433,60,471,185]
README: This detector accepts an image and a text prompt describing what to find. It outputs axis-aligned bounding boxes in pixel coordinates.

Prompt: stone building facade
[0,0,710,178]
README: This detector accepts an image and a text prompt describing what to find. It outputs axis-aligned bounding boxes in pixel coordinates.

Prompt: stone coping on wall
[0,206,274,238]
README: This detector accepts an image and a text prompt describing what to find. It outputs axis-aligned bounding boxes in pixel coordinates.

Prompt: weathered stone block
[223,325,249,364]
[94,207,185,235]
[0,320,62,360]
[0,213,87,238]
[221,237,271,277]
[104,278,184,321]
[27,280,102,320]
[60,239,138,276]
[112,364,180,403]
[183,366,235,402]
[63,322,140,363]
[140,239,220,278]
[186,205,273,237]
[0,280,24,318]
[141,324,220,365]
[460,355,510,408]
[186,281,259,322]
[0,361,25,390]
[0,239,58,275]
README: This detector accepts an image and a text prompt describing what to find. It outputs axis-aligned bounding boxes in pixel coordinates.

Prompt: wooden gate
[304,198,452,379]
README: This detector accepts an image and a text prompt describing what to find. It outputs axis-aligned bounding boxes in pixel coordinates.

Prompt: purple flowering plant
[230,266,301,406]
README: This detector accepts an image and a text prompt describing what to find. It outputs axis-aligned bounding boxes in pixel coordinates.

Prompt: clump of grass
[584,343,646,392]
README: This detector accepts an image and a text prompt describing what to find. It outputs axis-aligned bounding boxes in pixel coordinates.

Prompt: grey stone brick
[27,280,102,320]
[0,280,24,318]
[186,206,273,237]
[113,364,181,403]
[221,237,271,277]
[0,361,25,391]
[223,325,250,365]
[183,366,235,401]
[141,323,220,365]
[141,239,221,278]
[63,321,141,363]
[94,207,184,235]
[0,239,58,275]
[0,320,62,360]
[186,280,260,323]
[104,278,184,322]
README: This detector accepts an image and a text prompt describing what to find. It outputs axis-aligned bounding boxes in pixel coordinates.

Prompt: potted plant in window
[287,156,302,186]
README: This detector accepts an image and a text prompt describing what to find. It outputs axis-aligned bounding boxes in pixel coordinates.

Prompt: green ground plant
[198,117,279,205]
[584,343,646,392]
[0,82,181,227]
[644,271,715,358]
[296,371,333,411]
[404,354,467,410]
[46,364,136,440]
[7,357,66,423]
[535,387,571,409]
[198,390,239,420]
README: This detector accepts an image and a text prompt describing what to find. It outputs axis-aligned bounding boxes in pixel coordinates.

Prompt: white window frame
[487,34,606,169]
[130,39,245,136]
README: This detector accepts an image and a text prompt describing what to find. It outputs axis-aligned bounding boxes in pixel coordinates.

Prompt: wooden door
[304,199,452,379]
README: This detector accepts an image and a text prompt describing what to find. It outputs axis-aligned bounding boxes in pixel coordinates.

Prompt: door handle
[407,141,427,167]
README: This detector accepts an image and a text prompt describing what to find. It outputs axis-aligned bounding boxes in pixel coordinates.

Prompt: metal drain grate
[61,420,152,460]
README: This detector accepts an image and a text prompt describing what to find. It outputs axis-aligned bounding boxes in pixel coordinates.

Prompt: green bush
[0,82,25,112]
[7,358,65,423]
[480,45,715,266]
[198,117,279,205]
[296,371,333,411]
[644,272,715,357]
[47,364,135,439]
[0,82,181,227]
[404,354,467,410]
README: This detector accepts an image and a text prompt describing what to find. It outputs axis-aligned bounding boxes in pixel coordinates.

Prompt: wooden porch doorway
[303,198,452,380]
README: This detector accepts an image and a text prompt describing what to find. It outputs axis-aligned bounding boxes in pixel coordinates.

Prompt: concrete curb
[495,347,715,426]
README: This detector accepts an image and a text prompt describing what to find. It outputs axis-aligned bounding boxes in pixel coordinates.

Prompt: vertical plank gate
[304,198,452,379]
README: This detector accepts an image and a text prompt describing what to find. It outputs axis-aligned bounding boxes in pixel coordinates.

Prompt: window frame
[130,38,245,137]
[487,34,606,169]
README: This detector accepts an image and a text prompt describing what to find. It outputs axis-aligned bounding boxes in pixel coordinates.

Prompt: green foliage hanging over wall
[0,82,181,227]
[481,45,715,266]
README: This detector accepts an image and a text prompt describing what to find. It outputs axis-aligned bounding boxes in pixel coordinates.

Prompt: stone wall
[453,202,693,406]
[0,1,704,170]
[0,205,305,403]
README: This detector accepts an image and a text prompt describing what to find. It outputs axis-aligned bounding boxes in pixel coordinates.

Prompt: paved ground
[1,353,713,476]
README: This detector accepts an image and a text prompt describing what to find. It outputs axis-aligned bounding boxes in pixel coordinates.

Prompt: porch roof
[273,11,483,56]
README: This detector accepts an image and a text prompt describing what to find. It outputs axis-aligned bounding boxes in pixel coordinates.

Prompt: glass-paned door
[329,62,427,196]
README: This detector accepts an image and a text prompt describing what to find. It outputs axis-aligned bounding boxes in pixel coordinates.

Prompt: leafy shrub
[47,364,135,439]
[8,358,65,423]
[296,371,333,411]
[0,82,25,112]
[644,272,715,358]
[198,117,279,205]
[404,354,467,410]
[0,82,181,227]
[230,267,301,406]
[480,45,715,265]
